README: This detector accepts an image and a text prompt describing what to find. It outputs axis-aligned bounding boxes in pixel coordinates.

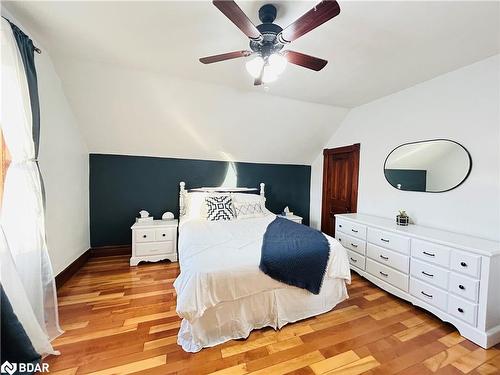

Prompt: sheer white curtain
[0,18,62,356]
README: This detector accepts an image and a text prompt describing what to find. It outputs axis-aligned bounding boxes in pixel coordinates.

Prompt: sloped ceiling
[4,1,499,164]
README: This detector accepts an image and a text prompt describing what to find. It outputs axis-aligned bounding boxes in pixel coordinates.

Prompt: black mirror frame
[383,138,472,193]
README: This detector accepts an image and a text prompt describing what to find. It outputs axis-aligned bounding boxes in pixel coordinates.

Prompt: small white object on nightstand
[130,219,178,266]
[278,214,303,224]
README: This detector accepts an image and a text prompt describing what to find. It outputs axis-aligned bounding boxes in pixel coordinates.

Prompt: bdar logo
[1,361,17,375]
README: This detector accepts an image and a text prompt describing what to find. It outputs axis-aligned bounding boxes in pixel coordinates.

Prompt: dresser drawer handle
[457,307,464,313]
[380,238,390,243]
[350,243,358,248]
[421,291,433,299]
[162,233,166,237]
[421,271,434,278]
[422,251,435,257]
[350,257,357,263]
[338,224,342,228]
[351,229,358,233]
[458,284,465,290]
[379,255,389,260]
[142,235,147,238]
[460,261,468,267]
[379,271,388,277]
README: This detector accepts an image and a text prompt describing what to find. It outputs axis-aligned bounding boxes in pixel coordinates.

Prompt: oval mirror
[384,139,472,193]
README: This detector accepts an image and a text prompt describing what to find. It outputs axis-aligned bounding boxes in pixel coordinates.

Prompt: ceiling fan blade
[213,0,262,41]
[284,50,328,71]
[278,0,340,44]
[199,50,252,64]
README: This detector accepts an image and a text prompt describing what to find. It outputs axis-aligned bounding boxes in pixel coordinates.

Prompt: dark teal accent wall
[90,154,311,247]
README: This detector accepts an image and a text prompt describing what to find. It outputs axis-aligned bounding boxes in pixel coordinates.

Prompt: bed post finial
[260,183,265,197]
[180,182,186,217]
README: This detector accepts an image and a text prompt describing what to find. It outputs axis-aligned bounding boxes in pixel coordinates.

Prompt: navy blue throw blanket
[260,217,330,294]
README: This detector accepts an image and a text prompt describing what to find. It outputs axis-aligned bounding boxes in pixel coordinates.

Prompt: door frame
[321,143,360,233]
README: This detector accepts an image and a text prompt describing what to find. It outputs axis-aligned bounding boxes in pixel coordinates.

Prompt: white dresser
[130,220,178,266]
[335,213,500,349]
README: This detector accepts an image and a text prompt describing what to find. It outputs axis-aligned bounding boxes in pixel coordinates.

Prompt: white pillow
[183,192,208,220]
[231,193,267,219]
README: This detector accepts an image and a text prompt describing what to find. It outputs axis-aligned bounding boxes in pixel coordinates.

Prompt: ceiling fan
[199,0,341,86]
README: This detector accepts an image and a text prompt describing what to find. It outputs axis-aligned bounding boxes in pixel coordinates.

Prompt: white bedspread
[174,215,351,323]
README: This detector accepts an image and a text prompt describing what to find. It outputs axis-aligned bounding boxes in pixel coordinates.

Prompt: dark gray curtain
[1,18,43,373]
[0,286,42,371]
[7,21,41,157]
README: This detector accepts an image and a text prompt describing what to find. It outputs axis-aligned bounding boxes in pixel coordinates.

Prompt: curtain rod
[2,16,41,54]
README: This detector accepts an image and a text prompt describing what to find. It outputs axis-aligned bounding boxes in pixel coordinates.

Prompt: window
[0,129,11,205]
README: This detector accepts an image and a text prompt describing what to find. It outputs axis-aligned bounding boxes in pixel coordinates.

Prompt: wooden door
[321,144,360,236]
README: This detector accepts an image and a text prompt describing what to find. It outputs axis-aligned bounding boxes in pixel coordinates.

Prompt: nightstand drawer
[155,227,175,241]
[135,229,155,243]
[136,241,174,256]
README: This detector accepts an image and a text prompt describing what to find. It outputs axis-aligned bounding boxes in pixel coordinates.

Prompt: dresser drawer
[135,229,156,243]
[449,272,480,303]
[366,259,408,291]
[448,294,478,327]
[336,233,366,255]
[367,228,410,254]
[450,250,481,279]
[346,249,365,270]
[411,239,450,267]
[336,219,367,240]
[367,243,409,273]
[136,241,175,256]
[155,227,175,241]
[410,278,448,312]
[411,258,449,289]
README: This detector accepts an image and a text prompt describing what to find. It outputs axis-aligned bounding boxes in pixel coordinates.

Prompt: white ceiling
[5,1,500,108]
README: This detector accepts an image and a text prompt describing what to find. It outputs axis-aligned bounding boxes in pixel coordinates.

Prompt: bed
[173,182,351,352]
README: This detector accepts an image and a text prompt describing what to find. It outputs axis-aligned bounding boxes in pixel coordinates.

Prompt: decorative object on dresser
[335,213,500,349]
[130,219,178,266]
[396,210,409,226]
[278,214,303,224]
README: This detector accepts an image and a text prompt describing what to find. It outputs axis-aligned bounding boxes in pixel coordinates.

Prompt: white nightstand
[130,219,178,266]
[278,214,303,224]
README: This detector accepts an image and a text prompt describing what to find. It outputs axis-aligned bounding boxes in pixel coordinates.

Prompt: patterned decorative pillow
[205,195,235,221]
[233,200,265,219]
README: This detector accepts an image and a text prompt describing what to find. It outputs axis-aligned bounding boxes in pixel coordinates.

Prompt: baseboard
[90,244,132,257]
[55,249,91,289]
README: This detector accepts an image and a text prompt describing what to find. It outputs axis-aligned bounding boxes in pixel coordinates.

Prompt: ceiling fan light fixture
[245,56,264,78]
[262,66,278,83]
[268,53,287,76]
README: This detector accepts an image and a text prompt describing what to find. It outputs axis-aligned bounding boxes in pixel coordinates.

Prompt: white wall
[310,55,500,241]
[52,59,349,165]
[2,7,90,275]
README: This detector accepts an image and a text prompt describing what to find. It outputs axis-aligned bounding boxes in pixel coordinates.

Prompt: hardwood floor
[46,255,500,375]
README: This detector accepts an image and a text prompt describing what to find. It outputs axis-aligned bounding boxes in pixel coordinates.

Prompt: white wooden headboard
[179,182,265,217]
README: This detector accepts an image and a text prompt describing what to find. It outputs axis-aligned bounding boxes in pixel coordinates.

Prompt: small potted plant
[396,210,410,226]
